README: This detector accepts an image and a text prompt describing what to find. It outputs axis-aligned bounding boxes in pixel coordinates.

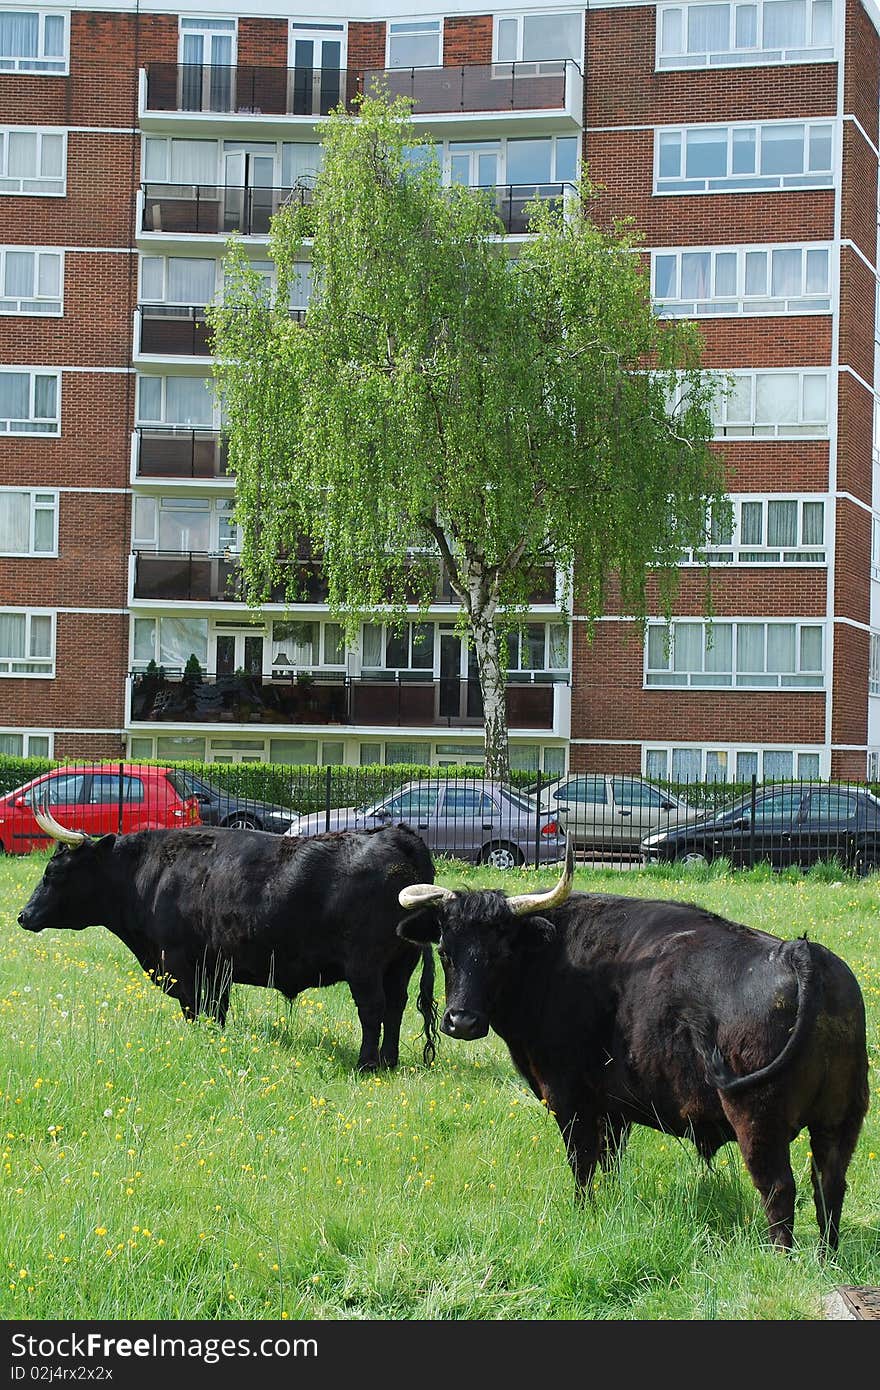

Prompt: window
[380,788,439,819]
[657,0,835,67]
[387,19,441,68]
[443,787,494,817]
[553,776,607,804]
[140,256,217,306]
[684,495,826,563]
[495,12,583,63]
[0,488,57,556]
[507,622,570,673]
[87,775,145,805]
[653,243,831,316]
[646,619,824,688]
[0,247,62,315]
[656,121,834,193]
[132,616,208,672]
[0,729,51,756]
[271,620,317,670]
[0,126,65,195]
[0,9,69,73]
[132,495,238,554]
[136,374,215,427]
[27,772,85,809]
[0,608,54,675]
[142,137,221,186]
[645,744,823,780]
[871,634,880,696]
[686,369,829,437]
[362,622,435,671]
[0,369,60,434]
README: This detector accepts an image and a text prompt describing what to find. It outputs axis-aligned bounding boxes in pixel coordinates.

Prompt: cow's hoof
[357,1058,380,1073]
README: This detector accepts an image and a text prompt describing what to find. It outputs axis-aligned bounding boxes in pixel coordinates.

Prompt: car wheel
[480,842,523,870]
[679,850,709,868]
[224,814,260,831]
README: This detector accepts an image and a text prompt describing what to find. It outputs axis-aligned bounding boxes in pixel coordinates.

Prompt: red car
[0,764,201,854]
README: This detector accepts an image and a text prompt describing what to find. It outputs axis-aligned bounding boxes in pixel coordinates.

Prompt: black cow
[397,843,869,1251]
[19,807,438,1071]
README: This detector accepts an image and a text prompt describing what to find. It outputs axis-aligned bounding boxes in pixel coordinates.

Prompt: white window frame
[870,633,880,697]
[443,134,580,189]
[135,374,219,429]
[683,494,826,564]
[654,119,835,195]
[0,367,61,435]
[656,0,836,70]
[287,20,347,71]
[0,486,58,556]
[0,126,66,196]
[643,743,826,781]
[652,242,832,317]
[506,621,571,674]
[645,618,825,689]
[0,727,53,756]
[0,246,63,315]
[386,17,443,69]
[0,607,55,677]
[492,11,585,66]
[132,494,239,555]
[141,136,222,187]
[0,9,70,74]
[138,254,220,306]
[701,368,830,438]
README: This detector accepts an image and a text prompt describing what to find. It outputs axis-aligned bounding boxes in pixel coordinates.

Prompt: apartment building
[0,1,878,778]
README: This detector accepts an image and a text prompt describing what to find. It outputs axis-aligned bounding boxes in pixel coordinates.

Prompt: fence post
[324,764,332,833]
[533,768,543,869]
[117,760,124,835]
[749,773,757,868]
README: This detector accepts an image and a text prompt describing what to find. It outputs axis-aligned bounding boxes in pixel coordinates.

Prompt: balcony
[134,429,229,480]
[129,669,562,730]
[140,61,583,135]
[132,550,558,607]
[141,183,311,238]
[135,303,307,358]
[492,182,574,235]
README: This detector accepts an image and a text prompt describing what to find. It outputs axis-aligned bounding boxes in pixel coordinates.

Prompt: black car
[640,781,880,876]
[171,772,296,834]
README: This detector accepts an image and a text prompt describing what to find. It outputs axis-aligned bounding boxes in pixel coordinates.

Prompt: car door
[795,788,863,868]
[19,771,89,852]
[609,777,675,850]
[80,772,152,835]
[723,787,806,868]
[434,785,500,861]
[548,776,610,847]
[367,786,441,844]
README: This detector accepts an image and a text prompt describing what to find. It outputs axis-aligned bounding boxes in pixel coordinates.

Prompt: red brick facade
[0,4,877,778]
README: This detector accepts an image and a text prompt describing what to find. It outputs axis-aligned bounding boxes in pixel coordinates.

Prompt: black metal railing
[142,183,312,237]
[492,182,574,234]
[129,669,561,731]
[143,60,582,118]
[137,303,307,356]
[135,428,229,479]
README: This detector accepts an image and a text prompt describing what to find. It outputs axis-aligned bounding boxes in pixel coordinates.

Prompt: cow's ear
[94,834,117,854]
[396,910,440,945]
[520,914,555,949]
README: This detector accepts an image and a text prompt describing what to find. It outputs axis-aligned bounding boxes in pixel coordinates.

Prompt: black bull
[19,814,438,1071]
[398,845,869,1251]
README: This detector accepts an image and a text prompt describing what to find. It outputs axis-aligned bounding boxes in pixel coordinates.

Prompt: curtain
[756,372,798,424]
[705,750,728,782]
[273,621,316,666]
[33,374,56,421]
[763,0,806,48]
[323,623,345,665]
[4,250,33,296]
[766,623,796,673]
[0,372,28,422]
[169,140,218,186]
[744,250,768,296]
[802,373,827,423]
[736,750,759,780]
[0,492,28,552]
[0,13,38,58]
[671,748,701,781]
[704,622,732,673]
[802,501,824,545]
[799,625,823,671]
[767,500,798,546]
[764,750,794,779]
[770,248,802,297]
[672,622,702,673]
[158,502,211,552]
[159,617,208,668]
[805,248,829,294]
[165,376,213,425]
[549,623,569,669]
[133,619,157,663]
[37,253,60,298]
[740,500,763,545]
[737,622,766,673]
[7,129,35,176]
[521,12,581,61]
[735,4,759,45]
[281,142,323,186]
[167,257,216,305]
[0,612,26,658]
[30,614,51,658]
[686,4,729,53]
[362,624,383,667]
[647,625,669,672]
[725,375,754,423]
[681,251,712,300]
[713,251,738,297]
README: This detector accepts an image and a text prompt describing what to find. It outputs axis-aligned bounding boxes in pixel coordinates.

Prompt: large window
[136,374,216,427]
[871,633,880,697]
[142,137,220,186]
[140,256,217,306]
[387,19,442,68]
[0,126,65,195]
[657,1,835,68]
[362,621,435,671]
[652,243,831,316]
[132,615,208,672]
[271,621,345,672]
[0,487,57,555]
[0,9,69,73]
[506,623,570,673]
[645,744,823,781]
[646,619,824,687]
[685,495,826,563]
[0,369,60,434]
[0,609,54,676]
[709,369,829,437]
[656,121,834,193]
[494,11,583,63]
[0,247,62,315]
[0,729,51,756]
[132,495,237,554]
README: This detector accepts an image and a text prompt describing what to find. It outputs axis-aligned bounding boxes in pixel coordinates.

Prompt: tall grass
[1,852,878,1320]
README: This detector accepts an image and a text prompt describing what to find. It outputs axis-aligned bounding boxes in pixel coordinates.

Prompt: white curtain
[30,615,51,658]
[740,500,764,544]
[169,139,218,186]
[165,376,213,425]
[763,0,806,48]
[802,373,827,423]
[799,625,823,671]
[805,248,829,294]
[0,13,39,58]
[0,612,25,658]
[281,142,323,187]
[766,623,796,673]
[0,372,28,421]
[167,257,216,305]
[362,624,383,667]
[549,623,569,669]
[744,250,768,296]
[704,623,732,673]
[713,251,738,297]
[802,501,824,545]
[0,492,29,552]
[672,622,702,673]
[4,250,33,296]
[681,251,712,300]
[159,617,208,668]
[686,4,729,53]
[767,499,798,546]
[737,622,766,673]
[770,248,802,297]
[756,372,798,424]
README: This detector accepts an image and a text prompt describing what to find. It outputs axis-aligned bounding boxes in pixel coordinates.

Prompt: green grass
[1,851,878,1320]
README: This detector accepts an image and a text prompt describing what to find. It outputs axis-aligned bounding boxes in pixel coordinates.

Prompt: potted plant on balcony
[134,658,167,720]
[180,653,204,716]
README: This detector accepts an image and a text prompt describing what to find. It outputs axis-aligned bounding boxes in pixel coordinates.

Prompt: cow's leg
[724,1107,796,1250]
[378,954,413,1069]
[347,972,385,1071]
[546,1091,602,1199]
[809,1111,863,1254]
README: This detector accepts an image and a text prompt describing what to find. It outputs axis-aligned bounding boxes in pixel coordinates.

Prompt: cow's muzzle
[18,910,40,932]
[441,1008,489,1041]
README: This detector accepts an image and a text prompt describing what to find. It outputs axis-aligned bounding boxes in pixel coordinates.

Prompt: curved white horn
[34,804,88,849]
[399,883,456,910]
[506,836,574,916]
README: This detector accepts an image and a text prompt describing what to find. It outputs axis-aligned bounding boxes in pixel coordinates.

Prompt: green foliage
[209,94,728,776]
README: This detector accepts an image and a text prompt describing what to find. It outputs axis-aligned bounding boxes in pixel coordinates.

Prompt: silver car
[284,778,567,869]
[536,774,698,854]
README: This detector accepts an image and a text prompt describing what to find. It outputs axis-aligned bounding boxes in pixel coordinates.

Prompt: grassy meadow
[1,849,878,1321]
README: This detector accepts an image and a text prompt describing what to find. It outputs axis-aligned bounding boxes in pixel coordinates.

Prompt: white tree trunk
[470,601,510,781]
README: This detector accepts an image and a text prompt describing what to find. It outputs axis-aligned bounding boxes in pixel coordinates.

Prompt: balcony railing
[493,182,574,234]
[135,428,229,480]
[132,550,558,606]
[144,60,582,119]
[130,669,561,729]
[142,183,312,236]
[136,303,307,356]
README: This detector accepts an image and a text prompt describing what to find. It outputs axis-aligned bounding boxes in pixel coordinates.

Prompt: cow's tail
[696,938,820,1095]
[416,944,439,1066]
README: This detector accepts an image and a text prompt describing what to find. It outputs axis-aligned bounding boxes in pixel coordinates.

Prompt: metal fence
[3,758,880,875]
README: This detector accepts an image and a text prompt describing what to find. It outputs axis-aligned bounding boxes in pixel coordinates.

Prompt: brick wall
[0,492,129,611]
[348,21,385,72]
[444,16,493,67]
[844,0,880,146]
[238,19,288,68]
[0,133,137,248]
[0,253,134,367]
[836,372,873,502]
[0,612,128,729]
[830,619,869,750]
[0,374,133,490]
[839,248,876,385]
